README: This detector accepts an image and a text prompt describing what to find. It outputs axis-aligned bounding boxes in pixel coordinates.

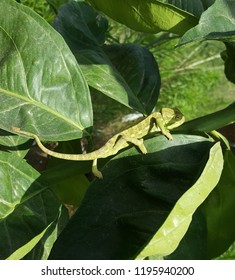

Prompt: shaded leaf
[221,42,235,83]
[164,0,204,18]
[136,142,223,259]
[0,151,61,259]
[6,220,54,260]
[179,0,235,46]
[103,44,161,114]
[216,241,235,260]
[47,0,69,11]
[164,0,215,18]
[201,150,235,258]
[54,1,160,113]
[27,205,69,260]
[0,129,31,157]
[0,0,92,141]
[88,0,198,35]
[49,134,214,260]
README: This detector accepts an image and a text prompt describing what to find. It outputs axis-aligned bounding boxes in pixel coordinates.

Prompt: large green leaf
[88,0,198,35]
[54,1,160,113]
[0,129,31,157]
[103,44,161,114]
[201,150,235,258]
[0,0,92,141]
[49,134,215,260]
[0,151,62,259]
[179,0,235,46]
[136,142,223,260]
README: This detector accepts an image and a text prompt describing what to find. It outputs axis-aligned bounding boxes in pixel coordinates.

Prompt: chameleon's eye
[175,115,181,121]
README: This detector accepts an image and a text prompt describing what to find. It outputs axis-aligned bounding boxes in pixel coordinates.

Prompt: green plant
[0,0,235,260]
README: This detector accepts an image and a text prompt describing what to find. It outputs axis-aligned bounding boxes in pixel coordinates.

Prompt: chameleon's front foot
[159,126,173,140]
[163,129,173,141]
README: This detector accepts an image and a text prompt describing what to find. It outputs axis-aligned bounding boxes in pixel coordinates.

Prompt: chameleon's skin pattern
[12,108,184,178]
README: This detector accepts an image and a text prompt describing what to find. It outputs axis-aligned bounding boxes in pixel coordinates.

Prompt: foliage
[0,0,235,260]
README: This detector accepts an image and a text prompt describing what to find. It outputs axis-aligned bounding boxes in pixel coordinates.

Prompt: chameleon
[12,108,184,179]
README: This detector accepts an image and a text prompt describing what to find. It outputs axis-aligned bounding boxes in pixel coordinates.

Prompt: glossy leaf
[0,151,61,259]
[0,0,92,141]
[49,134,215,260]
[54,1,159,113]
[179,0,235,46]
[88,0,198,35]
[136,142,223,260]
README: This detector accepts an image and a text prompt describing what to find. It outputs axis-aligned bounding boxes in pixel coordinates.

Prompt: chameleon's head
[160,108,185,129]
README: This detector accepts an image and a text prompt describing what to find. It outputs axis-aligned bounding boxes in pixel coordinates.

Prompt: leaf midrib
[0,87,84,131]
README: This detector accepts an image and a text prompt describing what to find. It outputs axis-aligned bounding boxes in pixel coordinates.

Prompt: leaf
[221,42,235,83]
[0,0,92,141]
[179,102,235,133]
[76,49,145,112]
[136,142,223,260]
[216,241,235,260]
[54,1,153,113]
[103,44,161,114]
[164,0,215,18]
[0,129,31,157]
[6,221,54,260]
[6,205,68,260]
[47,0,69,11]
[179,0,235,46]
[49,134,215,260]
[0,151,61,259]
[201,150,235,258]
[88,0,198,35]
[164,210,207,260]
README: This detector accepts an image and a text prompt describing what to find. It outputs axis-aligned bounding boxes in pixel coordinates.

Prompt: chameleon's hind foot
[137,139,147,154]
[92,159,103,179]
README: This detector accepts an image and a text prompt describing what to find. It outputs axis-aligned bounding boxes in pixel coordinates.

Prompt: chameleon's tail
[11,127,96,161]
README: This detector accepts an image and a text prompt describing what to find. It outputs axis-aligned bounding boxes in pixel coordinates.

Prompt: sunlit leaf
[88,0,198,35]
[179,0,235,46]
[0,0,92,141]
[136,142,223,259]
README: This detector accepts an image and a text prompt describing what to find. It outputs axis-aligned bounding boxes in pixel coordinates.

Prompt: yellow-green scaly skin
[12,108,184,178]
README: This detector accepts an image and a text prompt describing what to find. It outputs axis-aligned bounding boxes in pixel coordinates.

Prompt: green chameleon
[12,108,184,178]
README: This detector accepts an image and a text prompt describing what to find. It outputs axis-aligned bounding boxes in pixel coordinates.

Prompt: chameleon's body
[12,108,184,178]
